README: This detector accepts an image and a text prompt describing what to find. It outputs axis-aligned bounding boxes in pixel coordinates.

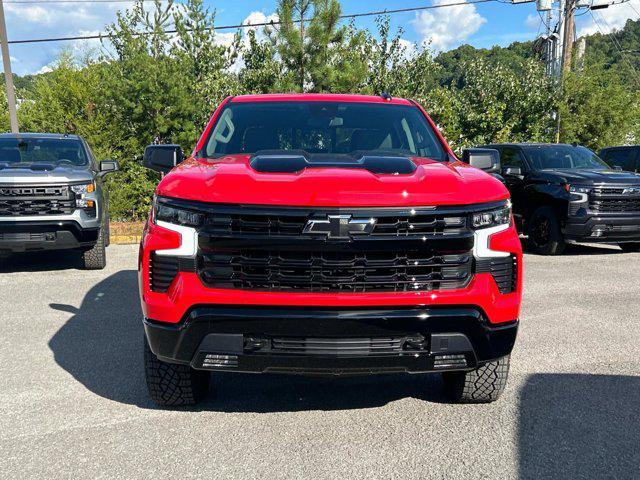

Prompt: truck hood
[537,168,640,185]
[156,155,509,207]
[0,165,93,184]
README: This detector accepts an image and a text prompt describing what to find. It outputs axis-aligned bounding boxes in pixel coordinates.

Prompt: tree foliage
[269,0,367,92]
[559,62,640,149]
[5,1,640,219]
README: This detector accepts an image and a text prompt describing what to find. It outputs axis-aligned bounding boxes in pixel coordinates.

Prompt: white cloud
[398,38,417,59]
[525,13,540,31]
[36,65,54,75]
[577,0,640,38]
[3,2,125,75]
[411,0,487,52]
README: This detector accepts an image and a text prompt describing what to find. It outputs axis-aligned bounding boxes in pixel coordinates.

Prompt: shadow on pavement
[0,250,83,272]
[48,271,446,411]
[519,373,639,480]
[48,270,151,408]
[202,371,444,413]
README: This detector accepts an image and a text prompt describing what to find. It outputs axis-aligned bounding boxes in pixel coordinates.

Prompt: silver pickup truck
[0,133,118,269]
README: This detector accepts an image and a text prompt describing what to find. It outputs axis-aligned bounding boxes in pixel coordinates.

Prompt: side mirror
[143,144,184,173]
[503,166,523,177]
[462,148,501,174]
[99,160,119,176]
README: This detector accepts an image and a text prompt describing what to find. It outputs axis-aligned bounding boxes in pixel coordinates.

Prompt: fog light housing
[202,354,238,368]
[433,354,467,369]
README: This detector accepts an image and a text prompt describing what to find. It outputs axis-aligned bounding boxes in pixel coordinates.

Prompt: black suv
[482,143,640,254]
[599,146,640,173]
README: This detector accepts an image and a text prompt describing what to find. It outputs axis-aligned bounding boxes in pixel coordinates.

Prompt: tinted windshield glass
[203,102,446,160]
[525,145,609,170]
[0,138,88,167]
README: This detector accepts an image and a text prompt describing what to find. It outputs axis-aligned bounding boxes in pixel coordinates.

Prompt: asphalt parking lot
[1,244,638,479]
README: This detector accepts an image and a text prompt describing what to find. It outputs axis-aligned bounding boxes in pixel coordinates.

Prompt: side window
[604,148,636,172]
[605,148,636,172]
[501,148,525,169]
[83,140,98,170]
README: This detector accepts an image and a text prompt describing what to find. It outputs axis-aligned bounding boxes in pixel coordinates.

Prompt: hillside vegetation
[1,0,639,220]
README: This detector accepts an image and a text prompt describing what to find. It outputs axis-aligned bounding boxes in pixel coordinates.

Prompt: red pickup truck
[139,94,522,406]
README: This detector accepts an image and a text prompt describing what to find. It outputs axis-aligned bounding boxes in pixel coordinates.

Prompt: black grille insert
[590,186,640,213]
[271,337,407,355]
[0,185,75,216]
[149,254,179,292]
[476,255,517,294]
[200,251,473,292]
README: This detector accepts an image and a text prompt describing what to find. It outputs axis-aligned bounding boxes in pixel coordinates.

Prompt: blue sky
[2,0,640,75]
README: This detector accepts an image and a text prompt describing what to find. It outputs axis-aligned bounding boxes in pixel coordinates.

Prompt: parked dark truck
[139,94,522,406]
[599,145,640,173]
[480,143,640,254]
[0,133,118,269]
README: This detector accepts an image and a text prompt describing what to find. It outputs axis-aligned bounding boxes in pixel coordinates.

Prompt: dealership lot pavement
[1,244,638,479]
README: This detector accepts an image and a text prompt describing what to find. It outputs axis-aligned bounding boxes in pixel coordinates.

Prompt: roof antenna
[380,92,392,101]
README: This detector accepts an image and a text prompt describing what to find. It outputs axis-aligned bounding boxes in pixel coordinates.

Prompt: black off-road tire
[442,355,510,403]
[619,243,640,253]
[144,335,210,407]
[82,227,106,270]
[526,206,566,255]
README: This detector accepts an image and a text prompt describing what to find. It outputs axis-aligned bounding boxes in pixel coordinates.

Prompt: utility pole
[0,0,18,133]
[561,0,576,72]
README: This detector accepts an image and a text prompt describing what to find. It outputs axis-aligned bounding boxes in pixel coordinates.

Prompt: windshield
[203,102,446,161]
[0,138,88,167]
[525,145,609,170]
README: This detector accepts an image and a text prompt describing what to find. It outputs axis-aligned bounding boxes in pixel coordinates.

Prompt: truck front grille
[190,203,477,293]
[0,185,75,216]
[200,250,472,292]
[203,211,467,237]
[590,186,640,213]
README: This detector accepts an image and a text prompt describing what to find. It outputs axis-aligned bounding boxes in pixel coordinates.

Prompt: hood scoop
[250,153,417,175]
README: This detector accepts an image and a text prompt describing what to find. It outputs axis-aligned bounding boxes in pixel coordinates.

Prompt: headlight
[472,202,511,229]
[154,199,204,227]
[70,183,95,194]
[71,182,96,209]
[568,185,591,195]
[568,185,590,204]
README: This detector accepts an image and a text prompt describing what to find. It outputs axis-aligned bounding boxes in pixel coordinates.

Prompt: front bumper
[144,306,518,375]
[0,220,99,253]
[564,214,640,243]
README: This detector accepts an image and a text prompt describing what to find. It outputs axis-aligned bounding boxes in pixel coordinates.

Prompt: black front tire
[442,355,510,403]
[82,227,106,270]
[526,206,565,255]
[144,335,210,407]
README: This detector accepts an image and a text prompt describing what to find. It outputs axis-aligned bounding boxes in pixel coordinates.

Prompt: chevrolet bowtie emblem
[303,215,377,239]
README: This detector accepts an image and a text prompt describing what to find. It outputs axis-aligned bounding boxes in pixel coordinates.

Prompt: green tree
[270,0,367,92]
[172,0,241,129]
[239,29,284,93]
[0,87,9,132]
[425,58,556,151]
[559,63,640,150]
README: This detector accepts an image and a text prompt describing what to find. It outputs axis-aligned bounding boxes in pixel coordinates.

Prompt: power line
[6,0,497,44]
[5,0,156,3]
[627,1,640,18]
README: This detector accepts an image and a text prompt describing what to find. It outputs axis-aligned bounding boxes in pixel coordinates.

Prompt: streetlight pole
[0,0,19,133]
